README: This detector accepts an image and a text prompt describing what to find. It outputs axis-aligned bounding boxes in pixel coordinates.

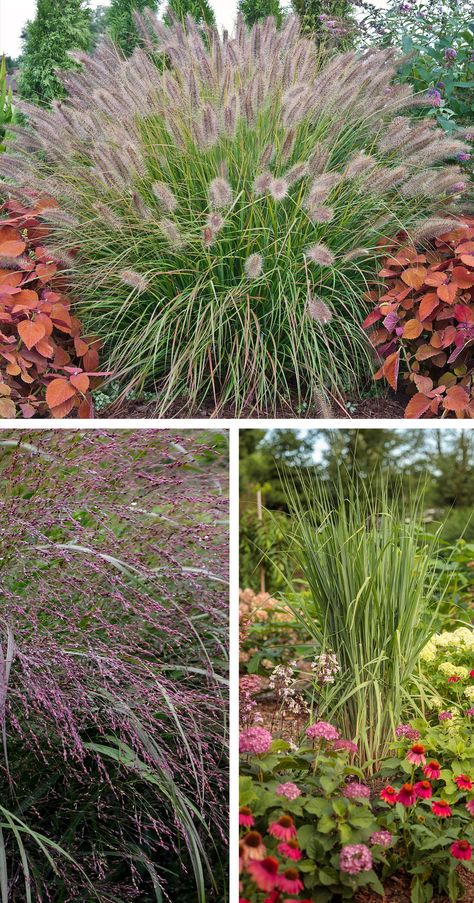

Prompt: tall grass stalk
[283,470,453,771]
[4,15,469,414]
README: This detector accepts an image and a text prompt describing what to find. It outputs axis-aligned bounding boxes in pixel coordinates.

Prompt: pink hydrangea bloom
[342,782,371,800]
[306,720,339,741]
[339,844,373,875]
[333,739,358,754]
[395,724,421,741]
[239,727,273,755]
[276,782,301,801]
[369,830,392,849]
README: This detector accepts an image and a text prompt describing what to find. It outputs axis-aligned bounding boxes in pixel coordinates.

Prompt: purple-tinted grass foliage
[0,430,229,902]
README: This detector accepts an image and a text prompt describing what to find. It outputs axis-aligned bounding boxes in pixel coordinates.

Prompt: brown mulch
[355,867,474,903]
[101,389,406,420]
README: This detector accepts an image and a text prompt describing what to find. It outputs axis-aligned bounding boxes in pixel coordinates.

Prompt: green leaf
[318,814,335,834]
[239,776,257,807]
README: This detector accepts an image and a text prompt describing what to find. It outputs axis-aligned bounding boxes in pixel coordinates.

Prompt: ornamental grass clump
[283,471,453,771]
[0,430,228,901]
[2,14,472,413]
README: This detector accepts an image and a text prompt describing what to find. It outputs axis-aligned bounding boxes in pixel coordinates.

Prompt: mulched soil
[355,868,474,903]
[101,388,406,419]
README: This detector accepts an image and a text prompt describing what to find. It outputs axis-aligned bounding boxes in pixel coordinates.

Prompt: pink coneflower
[369,830,392,848]
[466,799,474,815]
[397,783,417,806]
[415,780,432,799]
[277,868,304,894]
[239,806,254,827]
[451,840,472,861]
[306,720,339,741]
[343,781,371,799]
[380,785,397,805]
[276,782,301,801]
[339,844,373,875]
[241,831,266,861]
[424,760,441,780]
[406,743,426,765]
[277,840,302,861]
[455,774,473,791]
[438,711,453,721]
[432,800,452,817]
[247,857,279,892]
[448,675,461,683]
[268,815,297,842]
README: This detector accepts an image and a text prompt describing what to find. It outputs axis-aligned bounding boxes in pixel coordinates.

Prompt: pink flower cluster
[342,781,370,800]
[369,830,392,849]
[276,782,301,800]
[339,843,373,875]
[239,727,273,755]
[395,724,421,740]
[306,720,339,741]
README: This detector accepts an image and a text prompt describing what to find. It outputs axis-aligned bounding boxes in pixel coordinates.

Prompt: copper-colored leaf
[0,397,16,418]
[460,254,474,266]
[418,293,439,321]
[437,282,458,305]
[403,319,423,339]
[404,393,432,419]
[0,240,27,257]
[452,266,474,288]
[45,378,77,410]
[17,319,47,351]
[400,267,427,290]
[442,384,469,412]
[425,272,447,287]
[70,373,90,393]
[83,349,99,372]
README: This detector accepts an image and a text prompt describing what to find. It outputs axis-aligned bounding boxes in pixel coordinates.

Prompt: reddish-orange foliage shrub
[363,216,474,418]
[0,198,102,418]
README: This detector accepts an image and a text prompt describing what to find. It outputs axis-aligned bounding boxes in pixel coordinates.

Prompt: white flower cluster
[438,662,469,679]
[311,651,341,684]
[269,662,309,716]
[420,626,474,662]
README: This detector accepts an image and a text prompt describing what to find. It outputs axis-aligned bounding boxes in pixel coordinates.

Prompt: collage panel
[0,1,473,421]
[0,428,229,902]
[239,428,474,902]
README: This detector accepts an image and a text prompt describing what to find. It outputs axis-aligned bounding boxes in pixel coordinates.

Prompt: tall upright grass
[0,430,228,901]
[283,471,452,770]
[2,15,470,414]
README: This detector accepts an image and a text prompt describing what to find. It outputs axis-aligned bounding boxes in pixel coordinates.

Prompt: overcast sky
[1,0,239,56]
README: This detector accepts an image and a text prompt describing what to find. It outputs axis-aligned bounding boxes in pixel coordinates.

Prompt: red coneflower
[466,799,474,816]
[424,760,441,780]
[448,675,461,683]
[268,815,297,841]
[239,806,255,827]
[247,857,280,892]
[414,780,432,799]
[277,868,304,894]
[241,831,266,861]
[263,893,280,903]
[406,743,426,765]
[469,670,474,678]
[396,783,417,806]
[432,800,452,817]
[277,840,302,861]
[380,785,397,805]
[451,840,472,861]
[455,774,473,791]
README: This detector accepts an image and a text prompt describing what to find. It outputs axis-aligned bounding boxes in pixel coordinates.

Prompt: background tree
[106,0,160,55]
[238,0,284,28]
[291,0,352,38]
[18,0,92,104]
[165,0,216,27]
